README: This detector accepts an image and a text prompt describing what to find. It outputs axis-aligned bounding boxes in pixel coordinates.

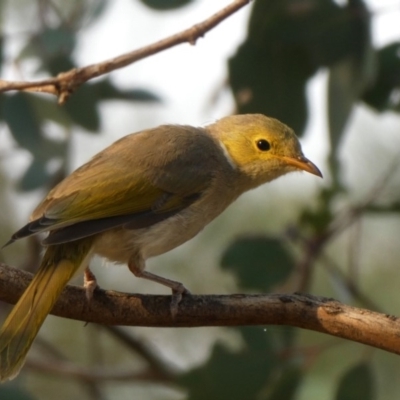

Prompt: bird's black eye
[256,139,270,151]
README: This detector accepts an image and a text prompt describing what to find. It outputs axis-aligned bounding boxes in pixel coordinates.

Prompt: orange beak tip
[281,156,323,178]
[305,161,323,178]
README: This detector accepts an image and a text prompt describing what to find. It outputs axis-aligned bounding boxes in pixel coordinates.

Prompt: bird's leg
[128,259,191,317]
[83,266,98,301]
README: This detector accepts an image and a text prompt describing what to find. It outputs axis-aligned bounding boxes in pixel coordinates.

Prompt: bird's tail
[0,239,93,382]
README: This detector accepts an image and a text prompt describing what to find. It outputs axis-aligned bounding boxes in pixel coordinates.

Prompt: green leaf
[38,27,76,59]
[19,159,50,191]
[3,93,43,153]
[64,84,100,132]
[327,0,374,182]
[2,94,67,156]
[228,0,342,136]
[328,59,362,144]
[47,54,76,76]
[229,0,374,137]
[62,79,160,132]
[277,326,297,350]
[94,79,161,102]
[0,383,36,400]
[30,96,72,128]
[0,34,3,74]
[180,327,300,400]
[365,202,400,213]
[247,0,349,68]
[139,0,194,11]
[19,141,66,191]
[80,0,110,28]
[265,365,303,400]
[335,363,375,400]
[180,340,276,400]
[220,236,294,291]
[3,93,67,190]
[299,188,335,233]
[229,39,310,135]
[18,27,76,74]
[0,91,3,122]
[239,326,274,353]
[239,325,298,354]
[362,42,400,112]
[302,0,367,68]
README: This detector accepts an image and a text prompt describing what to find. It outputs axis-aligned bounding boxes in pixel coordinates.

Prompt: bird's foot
[170,284,191,318]
[127,260,191,317]
[84,267,98,302]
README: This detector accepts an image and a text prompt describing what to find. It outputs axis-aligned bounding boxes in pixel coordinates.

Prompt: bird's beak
[281,156,323,178]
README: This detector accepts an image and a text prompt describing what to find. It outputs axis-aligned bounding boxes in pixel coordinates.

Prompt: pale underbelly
[92,206,220,264]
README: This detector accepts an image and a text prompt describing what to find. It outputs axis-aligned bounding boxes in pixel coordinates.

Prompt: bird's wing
[8,126,219,244]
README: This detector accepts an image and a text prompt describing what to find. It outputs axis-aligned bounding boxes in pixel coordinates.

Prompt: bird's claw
[84,268,98,302]
[170,285,191,318]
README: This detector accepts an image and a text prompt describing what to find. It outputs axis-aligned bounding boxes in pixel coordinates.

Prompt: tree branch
[1,263,399,355]
[26,358,174,383]
[0,0,251,104]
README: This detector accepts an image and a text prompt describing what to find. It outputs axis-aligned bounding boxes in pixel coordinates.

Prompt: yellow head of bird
[208,114,321,189]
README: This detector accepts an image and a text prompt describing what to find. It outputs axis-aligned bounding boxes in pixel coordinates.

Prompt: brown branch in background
[318,252,381,311]
[1,263,399,355]
[0,0,251,104]
[33,336,106,398]
[27,327,178,383]
[290,230,381,311]
[101,325,177,380]
[294,156,400,292]
[27,357,173,383]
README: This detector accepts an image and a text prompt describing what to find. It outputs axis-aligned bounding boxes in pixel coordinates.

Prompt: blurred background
[1,0,400,399]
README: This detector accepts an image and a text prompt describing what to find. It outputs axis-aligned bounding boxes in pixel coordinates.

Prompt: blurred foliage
[335,362,375,400]
[1,2,160,191]
[0,383,36,400]
[139,0,194,10]
[220,235,294,291]
[363,42,400,113]
[230,0,370,135]
[180,327,302,400]
[228,0,399,188]
[1,0,399,399]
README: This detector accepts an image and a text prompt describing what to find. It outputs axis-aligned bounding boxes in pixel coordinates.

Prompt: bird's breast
[92,184,238,264]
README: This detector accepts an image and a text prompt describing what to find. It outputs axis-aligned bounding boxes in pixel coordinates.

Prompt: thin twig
[0,0,251,104]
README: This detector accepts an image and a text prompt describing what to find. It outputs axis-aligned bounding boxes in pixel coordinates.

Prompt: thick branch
[0,263,399,355]
[0,0,251,104]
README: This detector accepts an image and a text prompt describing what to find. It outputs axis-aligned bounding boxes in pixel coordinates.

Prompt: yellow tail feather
[0,239,93,381]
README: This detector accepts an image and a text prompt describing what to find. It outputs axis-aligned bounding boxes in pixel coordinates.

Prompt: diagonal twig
[0,0,251,104]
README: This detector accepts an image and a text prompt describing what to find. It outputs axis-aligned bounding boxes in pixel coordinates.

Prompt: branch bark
[0,0,251,104]
[1,263,399,355]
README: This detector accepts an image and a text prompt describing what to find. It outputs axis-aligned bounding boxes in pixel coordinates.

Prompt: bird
[0,113,321,381]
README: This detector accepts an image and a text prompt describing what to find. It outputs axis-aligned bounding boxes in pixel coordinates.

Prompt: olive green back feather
[33,125,219,231]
